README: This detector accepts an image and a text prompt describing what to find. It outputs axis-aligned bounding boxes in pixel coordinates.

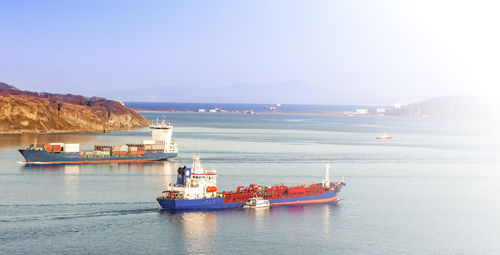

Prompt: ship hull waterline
[157,189,341,211]
[19,149,177,165]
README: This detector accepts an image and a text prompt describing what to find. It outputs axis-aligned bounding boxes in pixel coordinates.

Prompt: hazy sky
[1,0,499,104]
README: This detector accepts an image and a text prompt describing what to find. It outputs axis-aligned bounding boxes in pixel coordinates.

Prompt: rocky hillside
[387,95,499,119]
[0,82,150,134]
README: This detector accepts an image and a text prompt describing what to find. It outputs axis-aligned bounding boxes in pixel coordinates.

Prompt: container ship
[18,118,178,164]
[157,156,345,210]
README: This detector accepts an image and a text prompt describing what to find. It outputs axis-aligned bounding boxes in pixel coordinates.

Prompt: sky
[1,0,500,105]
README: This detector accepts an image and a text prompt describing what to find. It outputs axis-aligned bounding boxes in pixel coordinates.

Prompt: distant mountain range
[92,80,336,104]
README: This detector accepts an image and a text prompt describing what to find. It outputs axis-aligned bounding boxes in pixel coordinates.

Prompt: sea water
[1,112,500,254]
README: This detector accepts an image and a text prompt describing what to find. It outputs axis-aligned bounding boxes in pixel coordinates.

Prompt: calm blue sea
[1,111,500,254]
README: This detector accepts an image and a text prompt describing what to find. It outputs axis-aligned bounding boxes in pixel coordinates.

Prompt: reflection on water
[152,161,178,174]
[158,203,337,254]
[180,211,217,254]
[322,204,330,237]
[288,205,306,214]
[162,211,217,255]
[154,161,178,185]
[22,164,65,172]
[64,165,80,203]
[245,207,270,229]
[20,160,178,175]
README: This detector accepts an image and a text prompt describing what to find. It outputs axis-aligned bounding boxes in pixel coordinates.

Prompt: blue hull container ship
[157,156,345,210]
[19,118,178,164]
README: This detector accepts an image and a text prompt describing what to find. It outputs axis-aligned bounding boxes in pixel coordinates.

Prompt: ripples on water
[1,113,500,254]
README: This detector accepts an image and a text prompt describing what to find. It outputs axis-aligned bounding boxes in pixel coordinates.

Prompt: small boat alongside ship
[157,156,345,210]
[243,197,270,209]
[18,118,178,164]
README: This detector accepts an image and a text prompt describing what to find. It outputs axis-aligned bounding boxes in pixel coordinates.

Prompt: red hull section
[221,182,343,204]
[271,196,338,206]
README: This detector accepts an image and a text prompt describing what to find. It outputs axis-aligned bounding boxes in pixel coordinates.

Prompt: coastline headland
[0,82,150,134]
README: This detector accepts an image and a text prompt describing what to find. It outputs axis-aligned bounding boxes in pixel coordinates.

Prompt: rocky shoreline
[0,82,150,134]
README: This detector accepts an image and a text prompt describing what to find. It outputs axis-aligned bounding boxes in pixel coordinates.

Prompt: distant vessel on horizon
[18,117,178,164]
[264,104,281,111]
[376,132,392,140]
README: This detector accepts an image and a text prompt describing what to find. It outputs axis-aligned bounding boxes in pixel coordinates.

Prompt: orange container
[53,145,61,152]
[206,186,217,193]
[44,145,52,152]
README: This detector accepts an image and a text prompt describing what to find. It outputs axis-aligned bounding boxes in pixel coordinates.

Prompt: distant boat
[376,132,392,140]
[265,104,281,111]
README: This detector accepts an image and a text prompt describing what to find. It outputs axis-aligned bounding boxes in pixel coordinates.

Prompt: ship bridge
[149,117,177,153]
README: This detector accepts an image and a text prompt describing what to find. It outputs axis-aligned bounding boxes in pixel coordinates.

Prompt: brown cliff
[0,82,150,134]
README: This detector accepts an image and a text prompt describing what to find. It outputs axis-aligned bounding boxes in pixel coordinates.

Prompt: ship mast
[323,162,331,187]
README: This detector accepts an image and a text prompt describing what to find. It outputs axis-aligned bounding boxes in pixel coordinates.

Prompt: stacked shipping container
[41,140,166,158]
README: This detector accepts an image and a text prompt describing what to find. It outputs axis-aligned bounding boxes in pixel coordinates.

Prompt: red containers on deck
[52,145,61,153]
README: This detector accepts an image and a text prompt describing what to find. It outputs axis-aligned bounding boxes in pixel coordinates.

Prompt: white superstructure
[158,155,218,200]
[149,117,178,153]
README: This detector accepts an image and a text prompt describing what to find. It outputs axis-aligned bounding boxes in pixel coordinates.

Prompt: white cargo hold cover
[152,144,165,150]
[49,143,65,146]
[143,140,155,145]
[65,143,80,152]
